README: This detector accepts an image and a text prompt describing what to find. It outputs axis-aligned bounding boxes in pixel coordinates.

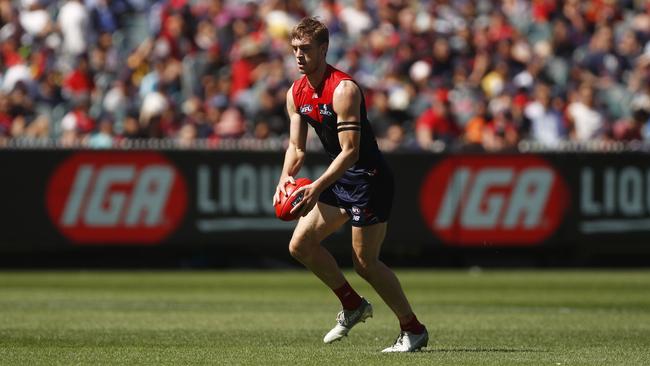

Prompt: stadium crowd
[1,0,650,151]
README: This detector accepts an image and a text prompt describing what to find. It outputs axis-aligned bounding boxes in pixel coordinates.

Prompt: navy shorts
[318,165,394,227]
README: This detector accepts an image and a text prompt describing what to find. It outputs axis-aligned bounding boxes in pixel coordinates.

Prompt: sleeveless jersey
[292,65,384,182]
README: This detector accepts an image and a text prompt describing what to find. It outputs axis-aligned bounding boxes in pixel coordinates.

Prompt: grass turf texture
[0,271,649,365]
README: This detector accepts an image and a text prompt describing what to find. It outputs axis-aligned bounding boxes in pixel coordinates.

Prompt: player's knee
[289,237,312,262]
[353,256,379,279]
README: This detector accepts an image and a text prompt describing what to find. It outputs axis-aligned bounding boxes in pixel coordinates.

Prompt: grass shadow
[422,348,546,353]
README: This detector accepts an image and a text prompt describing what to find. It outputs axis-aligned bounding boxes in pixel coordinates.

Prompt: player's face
[291,38,326,75]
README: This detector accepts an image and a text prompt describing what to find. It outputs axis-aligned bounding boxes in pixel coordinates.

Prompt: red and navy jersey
[292,65,384,181]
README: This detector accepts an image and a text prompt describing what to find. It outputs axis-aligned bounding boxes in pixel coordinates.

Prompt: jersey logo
[299,105,313,114]
[319,104,333,117]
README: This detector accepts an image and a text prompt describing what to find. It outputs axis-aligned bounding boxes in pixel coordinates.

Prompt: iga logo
[419,156,569,246]
[46,152,188,244]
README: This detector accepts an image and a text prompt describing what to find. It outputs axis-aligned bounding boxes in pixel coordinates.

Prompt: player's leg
[351,222,428,352]
[351,222,412,318]
[289,201,349,288]
[289,201,373,343]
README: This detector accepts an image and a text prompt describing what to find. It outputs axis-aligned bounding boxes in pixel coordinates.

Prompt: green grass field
[0,270,649,365]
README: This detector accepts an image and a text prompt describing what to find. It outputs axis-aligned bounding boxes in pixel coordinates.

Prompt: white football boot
[323,298,373,343]
[381,328,429,352]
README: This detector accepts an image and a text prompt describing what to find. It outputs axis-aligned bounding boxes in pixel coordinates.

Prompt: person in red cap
[415,88,460,150]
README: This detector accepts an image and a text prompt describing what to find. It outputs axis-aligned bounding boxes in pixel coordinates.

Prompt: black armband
[337,121,361,133]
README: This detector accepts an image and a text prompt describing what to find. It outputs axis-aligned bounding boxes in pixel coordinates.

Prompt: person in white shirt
[525,83,567,147]
[57,0,90,57]
[567,83,605,141]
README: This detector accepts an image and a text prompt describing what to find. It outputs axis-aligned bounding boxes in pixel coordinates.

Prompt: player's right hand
[273,176,296,205]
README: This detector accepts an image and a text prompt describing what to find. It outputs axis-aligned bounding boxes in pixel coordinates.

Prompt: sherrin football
[274,177,313,221]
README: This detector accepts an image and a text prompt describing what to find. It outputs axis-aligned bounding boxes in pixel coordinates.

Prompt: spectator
[176,122,196,148]
[525,83,567,147]
[463,100,488,150]
[139,90,168,132]
[7,81,45,137]
[88,0,119,34]
[229,37,265,101]
[62,56,94,101]
[60,97,95,138]
[19,0,53,38]
[0,92,11,136]
[182,96,210,138]
[415,89,460,149]
[430,37,454,81]
[630,93,650,142]
[252,87,287,137]
[567,83,606,142]
[2,63,32,94]
[205,93,227,136]
[88,116,114,148]
[58,0,91,58]
[483,110,520,152]
[0,0,648,150]
[339,0,373,40]
[367,89,395,138]
[212,107,245,139]
[378,123,409,152]
[119,112,144,140]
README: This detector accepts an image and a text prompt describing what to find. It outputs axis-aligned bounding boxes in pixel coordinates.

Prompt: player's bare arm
[274,85,308,205]
[291,80,362,216]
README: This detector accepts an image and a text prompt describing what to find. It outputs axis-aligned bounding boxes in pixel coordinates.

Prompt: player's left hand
[289,183,320,217]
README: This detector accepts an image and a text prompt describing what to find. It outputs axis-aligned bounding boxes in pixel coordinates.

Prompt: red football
[274,177,313,221]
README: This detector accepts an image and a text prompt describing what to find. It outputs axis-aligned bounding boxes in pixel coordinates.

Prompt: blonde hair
[290,17,329,46]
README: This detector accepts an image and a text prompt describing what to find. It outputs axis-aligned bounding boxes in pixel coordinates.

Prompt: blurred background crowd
[1,0,650,151]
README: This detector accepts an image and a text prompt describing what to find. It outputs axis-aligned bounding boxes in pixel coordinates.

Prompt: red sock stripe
[400,314,425,334]
[332,281,363,310]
